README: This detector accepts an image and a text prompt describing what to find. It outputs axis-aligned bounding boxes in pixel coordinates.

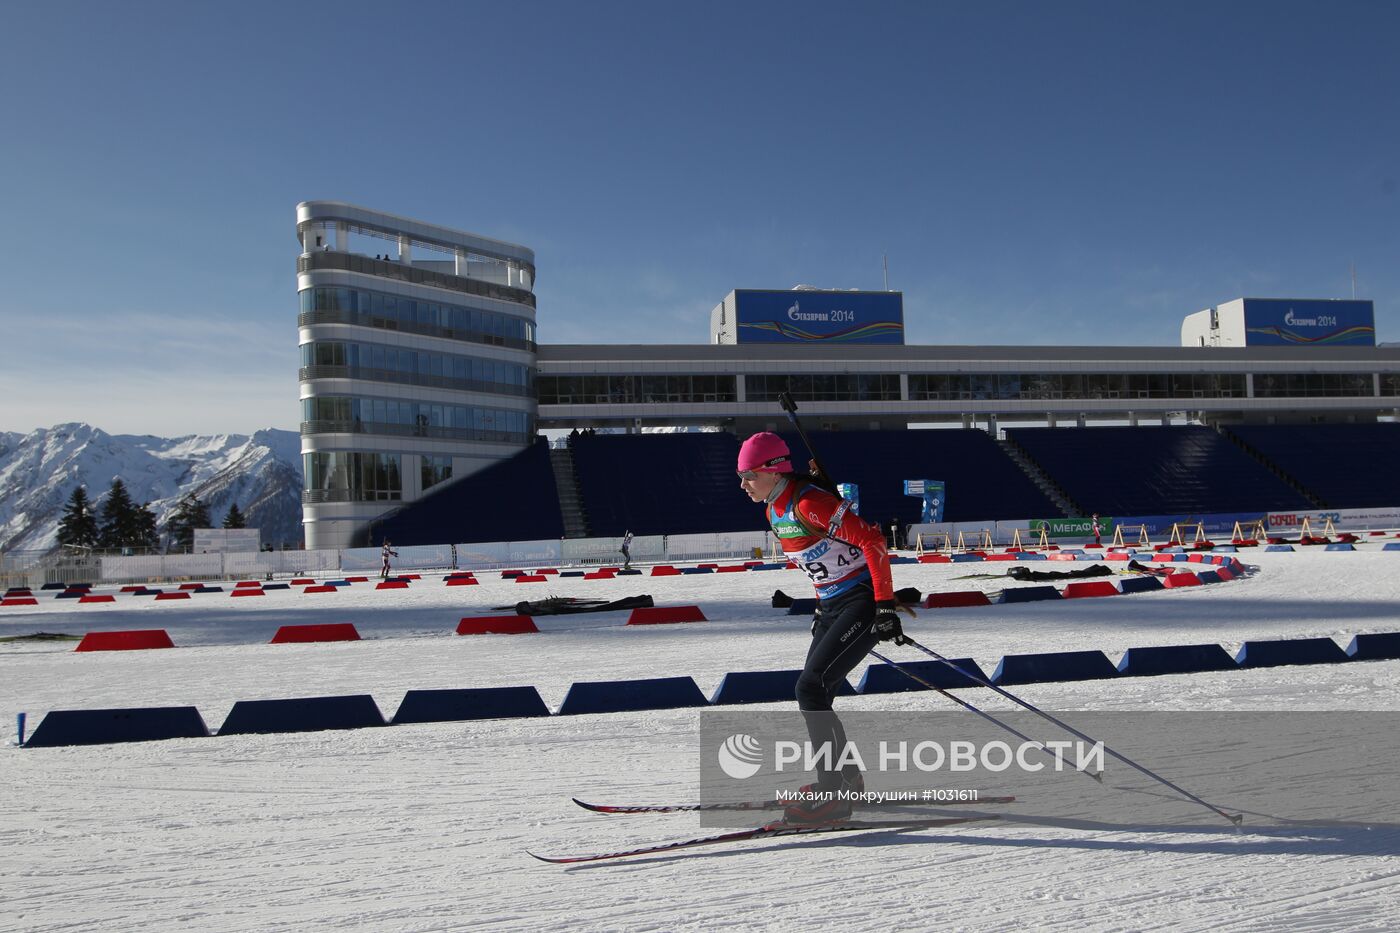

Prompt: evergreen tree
[222,502,247,529]
[135,502,160,551]
[57,485,100,549]
[98,478,139,549]
[165,494,212,551]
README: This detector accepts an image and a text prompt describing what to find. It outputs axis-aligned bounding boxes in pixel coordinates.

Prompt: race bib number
[797,539,865,585]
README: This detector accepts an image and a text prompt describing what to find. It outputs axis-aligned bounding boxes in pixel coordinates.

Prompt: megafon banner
[1243,299,1375,347]
[734,290,904,344]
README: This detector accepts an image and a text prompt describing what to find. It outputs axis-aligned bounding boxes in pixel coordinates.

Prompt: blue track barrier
[1116,644,1238,677]
[392,687,550,723]
[24,706,209,747]
[857,657,988,693]
[1344,632,1400,662]
[1265,544,1295,552]
[1235,638,1351,668]
[1196,570,1222,584]
[1000,585,1062,604]
[218,695,387,735]
[1118,576,1165,594]
[558,676,709,715]
[992,650,1119,685]
[710,670,855,705]
[1325,543,1355,551]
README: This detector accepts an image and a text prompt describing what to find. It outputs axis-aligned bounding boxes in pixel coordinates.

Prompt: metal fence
[1,531,775,587]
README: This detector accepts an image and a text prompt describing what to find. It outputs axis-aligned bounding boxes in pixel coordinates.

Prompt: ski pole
[900,636,1241,826]
[867,648,1103,782]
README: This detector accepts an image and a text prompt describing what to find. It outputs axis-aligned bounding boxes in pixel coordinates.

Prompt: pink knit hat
[737,432,794,474]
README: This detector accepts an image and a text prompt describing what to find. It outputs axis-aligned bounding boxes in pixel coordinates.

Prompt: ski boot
[775,769,865,826]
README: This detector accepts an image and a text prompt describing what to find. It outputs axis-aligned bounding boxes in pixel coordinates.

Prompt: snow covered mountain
[0,423,303,554]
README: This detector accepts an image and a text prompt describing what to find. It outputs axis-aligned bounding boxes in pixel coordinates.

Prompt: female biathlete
[737,432,914,823]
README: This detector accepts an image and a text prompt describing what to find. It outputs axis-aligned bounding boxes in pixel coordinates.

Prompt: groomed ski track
[3,549,1399,931]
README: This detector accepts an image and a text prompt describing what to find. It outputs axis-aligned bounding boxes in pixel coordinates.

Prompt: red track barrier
[75,629,175,652]
[291,578,316,585]
[78,594,116,604]
[178,583,203,590]
[1162,572,1203,588]
[2,597,39,607]
[270,623,361,644]
[650,566,681,576]
[446,577,479,586]
[376,580,409,589]
[716,565,748,573]
[155,592,191,601]
[514,575,547,583]
[234,581,261,588]
[583,571,615,580]
[918,555,951,563]
[923,591,992,608]
[304,585,337,594]
[626,605,708,625]
[345,576,369,583]
[1061,581,1120,599]
[456,615,539,635]
[230,589,264,597]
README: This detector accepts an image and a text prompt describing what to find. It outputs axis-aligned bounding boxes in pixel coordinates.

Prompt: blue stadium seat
[571,432,766,537]
[1225,423,1400,510]
[1004,425,1312,515]
[369,438,564,545]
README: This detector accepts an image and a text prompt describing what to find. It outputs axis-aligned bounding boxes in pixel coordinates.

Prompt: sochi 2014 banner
[733,290,904,344]
[1243,299,1375,347]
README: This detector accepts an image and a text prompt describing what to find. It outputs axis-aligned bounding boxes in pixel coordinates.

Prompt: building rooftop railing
[299,251,536,309]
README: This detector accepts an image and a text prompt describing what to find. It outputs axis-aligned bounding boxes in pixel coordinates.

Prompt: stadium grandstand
[298,203,1400,549]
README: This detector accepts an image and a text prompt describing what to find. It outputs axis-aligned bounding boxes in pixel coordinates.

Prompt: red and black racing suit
[766,475,895,791]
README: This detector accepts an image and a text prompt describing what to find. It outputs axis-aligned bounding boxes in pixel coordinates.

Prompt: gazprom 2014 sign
[1243,299,1375,347]
[734,290,904,345]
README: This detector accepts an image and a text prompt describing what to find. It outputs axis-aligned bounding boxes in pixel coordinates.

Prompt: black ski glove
[871,600,913,645]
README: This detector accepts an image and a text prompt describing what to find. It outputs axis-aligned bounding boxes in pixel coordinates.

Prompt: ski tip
[526,850,575,864]
[572,797,606,813]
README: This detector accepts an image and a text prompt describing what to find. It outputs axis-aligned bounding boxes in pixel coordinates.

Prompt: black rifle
[777,391,838,495]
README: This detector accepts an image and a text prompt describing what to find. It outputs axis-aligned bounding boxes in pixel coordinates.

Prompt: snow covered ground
[3,548,1399,932]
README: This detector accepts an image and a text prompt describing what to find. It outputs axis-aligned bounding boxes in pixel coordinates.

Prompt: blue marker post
[16,712,25,746]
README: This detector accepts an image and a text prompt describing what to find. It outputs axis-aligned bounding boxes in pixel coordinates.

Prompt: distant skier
[620,530,633,569]
[736,432,911,824]
[1091,513,1103,547]
[380,539,398,579]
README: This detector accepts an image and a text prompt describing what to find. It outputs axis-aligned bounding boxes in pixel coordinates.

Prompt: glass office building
[296,202,537,548]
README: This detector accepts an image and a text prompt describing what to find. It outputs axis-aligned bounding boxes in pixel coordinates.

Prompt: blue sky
[1,0,1396,436]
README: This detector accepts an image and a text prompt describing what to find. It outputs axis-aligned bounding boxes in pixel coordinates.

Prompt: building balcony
[299,251,536,309]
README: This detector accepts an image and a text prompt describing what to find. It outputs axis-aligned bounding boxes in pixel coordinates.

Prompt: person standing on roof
[737,431,912,824]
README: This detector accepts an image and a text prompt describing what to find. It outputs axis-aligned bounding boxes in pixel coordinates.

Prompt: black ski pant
[794,582,881,791]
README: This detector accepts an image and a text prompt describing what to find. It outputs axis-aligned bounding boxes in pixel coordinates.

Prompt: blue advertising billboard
[1243,299,1375,347]
[733,290,904,344]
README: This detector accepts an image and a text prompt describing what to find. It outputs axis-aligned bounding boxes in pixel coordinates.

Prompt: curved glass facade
[303,451,402,503]
[301,395,532,444]
[300,341,532,396]
[300,286,535,351]
[296,202,537,549]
